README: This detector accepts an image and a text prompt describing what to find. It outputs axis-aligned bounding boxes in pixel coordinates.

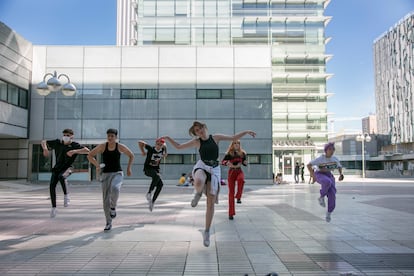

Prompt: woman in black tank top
[163,121,256,247]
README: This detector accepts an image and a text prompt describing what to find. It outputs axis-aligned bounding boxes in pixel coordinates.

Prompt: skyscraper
[117,0,331,178]
[374,12,414,144]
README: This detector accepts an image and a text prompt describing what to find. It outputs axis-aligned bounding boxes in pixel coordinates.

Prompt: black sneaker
[110,208,116,218]
[104,223,112,231]
[237,199,242,204]
[229,215,234,220]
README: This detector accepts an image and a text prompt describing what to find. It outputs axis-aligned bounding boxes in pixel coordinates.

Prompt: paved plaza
[0,177,413,276]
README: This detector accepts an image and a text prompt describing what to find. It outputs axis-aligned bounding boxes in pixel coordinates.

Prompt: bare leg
[203,182,216,247]
[205,182,216,231]
[193,169,207,193]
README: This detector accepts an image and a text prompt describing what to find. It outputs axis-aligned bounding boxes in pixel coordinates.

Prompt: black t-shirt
[46,139,83,172]
[144,144,166,170]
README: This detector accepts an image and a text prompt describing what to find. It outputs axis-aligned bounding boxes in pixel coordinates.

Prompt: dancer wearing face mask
[41,129,90,218]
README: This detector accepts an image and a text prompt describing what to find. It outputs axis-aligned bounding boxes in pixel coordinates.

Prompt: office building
[117,0,332,179]
[362,115,377,135]
[374,12,414,144]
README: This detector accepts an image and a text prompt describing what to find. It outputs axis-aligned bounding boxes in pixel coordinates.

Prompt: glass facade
[131,0,326,46]
[31,45,273,180]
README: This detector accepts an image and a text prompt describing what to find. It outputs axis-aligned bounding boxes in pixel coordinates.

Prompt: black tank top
[102,143,122,172]
[199,135,219,161]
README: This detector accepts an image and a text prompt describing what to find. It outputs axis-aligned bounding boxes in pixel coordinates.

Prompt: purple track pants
[314,171,337,213]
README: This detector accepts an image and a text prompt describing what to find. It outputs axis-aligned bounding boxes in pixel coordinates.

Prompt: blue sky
[1,0,413,134]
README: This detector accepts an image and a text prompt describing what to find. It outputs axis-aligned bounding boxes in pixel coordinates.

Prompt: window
[7,84,19,106]
[0,80,7,101]
[248,154,260,164]
[197,89,234,99]
[163,154,197,164]
[163,154,183,164]
[32,144,52,173]
[121,89,159,99]
[19,88,28,108]
[247,154,272,164]
[0,80,28,109]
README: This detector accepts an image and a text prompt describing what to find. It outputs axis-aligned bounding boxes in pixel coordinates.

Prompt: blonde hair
[226,140,246,156]
[188,121,207,136]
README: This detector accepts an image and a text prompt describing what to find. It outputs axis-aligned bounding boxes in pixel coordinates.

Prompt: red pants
[228,168,245,216]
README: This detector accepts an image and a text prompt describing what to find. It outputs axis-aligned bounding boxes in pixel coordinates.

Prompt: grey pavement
[0,178,414,276]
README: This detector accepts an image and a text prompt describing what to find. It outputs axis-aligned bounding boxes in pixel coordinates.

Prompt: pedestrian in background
[294,162,300,183]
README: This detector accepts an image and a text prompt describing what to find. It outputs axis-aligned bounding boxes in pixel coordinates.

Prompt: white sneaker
[326,212,331,222]
[203,230,210,247]
[191,192,202,207]
[64,195,70,207]
[318,197,326,207]
[146,192,151,202]
[50,207,57,218]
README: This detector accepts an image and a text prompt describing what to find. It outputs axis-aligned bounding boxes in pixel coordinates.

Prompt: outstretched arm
[67,146,90,157]
[163,136,198,150]
[214,130,256,142]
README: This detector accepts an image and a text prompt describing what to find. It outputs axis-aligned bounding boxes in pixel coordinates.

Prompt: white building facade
[29,45,272,181]
[0,22,31,179]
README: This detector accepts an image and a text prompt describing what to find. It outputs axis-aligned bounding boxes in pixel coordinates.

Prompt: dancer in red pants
[222,140,248,220]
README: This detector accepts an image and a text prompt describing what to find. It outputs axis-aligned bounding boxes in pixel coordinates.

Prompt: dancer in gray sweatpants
[88,128,134,231]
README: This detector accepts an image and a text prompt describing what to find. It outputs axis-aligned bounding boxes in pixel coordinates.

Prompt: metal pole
[362,138,365,178]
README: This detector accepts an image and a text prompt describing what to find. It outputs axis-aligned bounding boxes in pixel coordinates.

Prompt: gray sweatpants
[101,172,123,224]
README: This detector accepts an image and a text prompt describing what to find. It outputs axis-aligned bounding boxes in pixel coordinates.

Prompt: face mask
[62,136,72,143]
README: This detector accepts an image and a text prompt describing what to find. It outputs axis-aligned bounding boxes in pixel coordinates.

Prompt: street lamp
[356,133,371,178]
[36,71,76,96]
[36,71,77,138]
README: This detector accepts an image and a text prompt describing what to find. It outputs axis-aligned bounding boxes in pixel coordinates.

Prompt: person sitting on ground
[177,173,186,186]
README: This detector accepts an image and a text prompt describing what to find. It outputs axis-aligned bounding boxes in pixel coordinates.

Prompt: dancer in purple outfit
[307,142,344,222]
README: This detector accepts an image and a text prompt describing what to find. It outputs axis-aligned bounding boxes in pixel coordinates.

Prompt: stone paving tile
[1,179,414,275]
